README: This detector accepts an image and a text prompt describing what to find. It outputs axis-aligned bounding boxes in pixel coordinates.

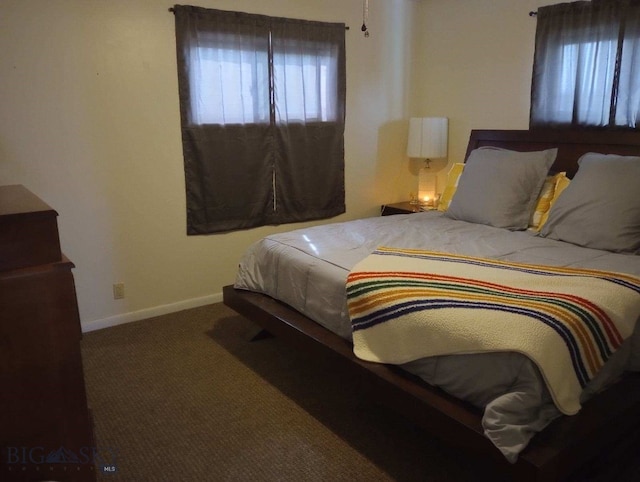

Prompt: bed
[223,129,640,481]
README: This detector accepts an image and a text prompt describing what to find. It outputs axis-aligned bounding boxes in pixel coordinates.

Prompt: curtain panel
[174,5,346,234]
[531,0,640,129]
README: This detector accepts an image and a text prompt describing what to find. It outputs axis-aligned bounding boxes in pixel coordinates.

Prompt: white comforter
[234,211,640,462]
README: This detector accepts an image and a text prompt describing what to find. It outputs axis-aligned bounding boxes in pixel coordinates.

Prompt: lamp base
[418,165,437,207]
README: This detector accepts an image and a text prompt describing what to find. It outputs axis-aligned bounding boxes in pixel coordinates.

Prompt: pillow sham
[529,172,569,231]
[445,147,557,230]
[437,163,465,212]
[535,172,570,231]
[540,153,640,253]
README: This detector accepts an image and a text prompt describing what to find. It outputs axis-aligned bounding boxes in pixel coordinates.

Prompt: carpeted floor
[81,303,640,481]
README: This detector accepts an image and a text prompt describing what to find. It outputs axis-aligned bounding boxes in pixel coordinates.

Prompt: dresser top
[0,185,58,218]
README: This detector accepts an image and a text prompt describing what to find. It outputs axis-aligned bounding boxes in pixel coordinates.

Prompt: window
[174,6,346,234]
[531,0,640,129]
[190,38,339,125]
[190,40,270,125]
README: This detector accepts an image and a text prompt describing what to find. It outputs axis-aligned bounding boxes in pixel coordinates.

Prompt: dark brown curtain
[174,6,346,234]
[530,0,640,129]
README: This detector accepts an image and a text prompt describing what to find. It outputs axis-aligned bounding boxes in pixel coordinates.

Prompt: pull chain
[361,0,370,37]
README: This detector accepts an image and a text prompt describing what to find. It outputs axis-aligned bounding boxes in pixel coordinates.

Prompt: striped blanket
[346,247,640,415]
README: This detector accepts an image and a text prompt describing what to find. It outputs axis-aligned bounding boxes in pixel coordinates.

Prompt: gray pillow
[445,147,557,230]
[540,153,640,253]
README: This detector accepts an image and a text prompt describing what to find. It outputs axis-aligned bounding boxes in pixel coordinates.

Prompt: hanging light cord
[361,0,369,37]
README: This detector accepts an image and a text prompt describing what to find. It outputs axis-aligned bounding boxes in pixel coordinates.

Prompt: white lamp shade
[407,117,448,159]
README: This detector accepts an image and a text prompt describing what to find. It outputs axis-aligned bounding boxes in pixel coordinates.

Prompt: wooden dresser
[0,185,96,481]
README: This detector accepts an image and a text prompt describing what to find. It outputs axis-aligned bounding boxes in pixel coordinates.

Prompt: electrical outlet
[113,282,125,300]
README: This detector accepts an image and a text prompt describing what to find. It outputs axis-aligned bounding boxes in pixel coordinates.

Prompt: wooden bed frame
[223,129,640,481]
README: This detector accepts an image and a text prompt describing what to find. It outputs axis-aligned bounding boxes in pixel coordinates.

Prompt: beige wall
[0,0,419,330]
[414,0,557,181]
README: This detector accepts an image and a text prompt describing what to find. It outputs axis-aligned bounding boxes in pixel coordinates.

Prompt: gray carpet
[81,303,640,481]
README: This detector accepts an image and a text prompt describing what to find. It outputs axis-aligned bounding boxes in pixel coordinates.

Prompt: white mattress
[234,211,640,462]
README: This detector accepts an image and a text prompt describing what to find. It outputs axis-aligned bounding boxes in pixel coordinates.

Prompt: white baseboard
[81,292,223,333]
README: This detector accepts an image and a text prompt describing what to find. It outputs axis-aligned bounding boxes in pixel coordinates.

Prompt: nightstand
[381,201,424,216]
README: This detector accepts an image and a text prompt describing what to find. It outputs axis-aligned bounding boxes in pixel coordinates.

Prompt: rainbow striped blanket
[346,247,640,415]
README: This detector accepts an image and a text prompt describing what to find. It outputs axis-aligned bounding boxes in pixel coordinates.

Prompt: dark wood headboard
[465,129,640,178]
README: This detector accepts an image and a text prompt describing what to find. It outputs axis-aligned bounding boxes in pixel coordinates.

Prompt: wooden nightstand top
[381,201,423,216]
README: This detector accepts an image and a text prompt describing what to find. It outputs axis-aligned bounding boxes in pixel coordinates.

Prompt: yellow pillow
[437,163,465,211]
[530,172,570,231]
